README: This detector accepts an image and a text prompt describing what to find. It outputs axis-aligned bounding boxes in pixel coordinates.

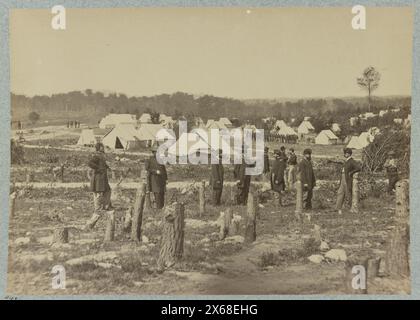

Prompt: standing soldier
[271,149,287,206]
[384,150,398,194]
[335,148,361,214]
[84,142,112,230]
[145,146,168,209]
[263,146,270,174]
[287,148,297,190]
[234,152,253,205]
[297,148,316,210]
[210,149,224,206]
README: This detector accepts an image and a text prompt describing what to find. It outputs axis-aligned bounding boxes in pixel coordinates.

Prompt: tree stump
[158,202,185,269]
[385,179,410,277]
[60,164,65,183]
[9,192,17,218]
[350,172,360,213]
[199,180,205,217]
[131,183,146,242]
[145,192,152,210]
[52,227,69,244]
[26,173,34,183]
[367,257,381,279]
[219,209,233,240]
[229,215,242,236]
[295,180,303,221]
[230,186,236,205]
[123,207,133,232]
[244,191,256,243]
[104,210,115,241]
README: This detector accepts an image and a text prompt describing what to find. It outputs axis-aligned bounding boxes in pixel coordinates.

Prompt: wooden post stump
[350,173,360,213]
[60,164,65,183]
[219,209,233,240]
[52,227,69,244]
[123,207,132,232]
[295,180,303,221]
[229,215,242,236]
[26,173,34,183]
[385,179,410,277]
[367,257,381,279]
[244,191,256,243]
[131,183,146,242]
[158,202,185,269]
[9,192,17,218]
[199,180,205,217]
[145,192,152,210]
[104,210,115,241]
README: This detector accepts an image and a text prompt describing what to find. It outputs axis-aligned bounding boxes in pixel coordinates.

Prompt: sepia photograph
[7,6,413,296]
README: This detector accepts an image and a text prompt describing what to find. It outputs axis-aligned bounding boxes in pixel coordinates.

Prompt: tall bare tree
[357,66,381,112]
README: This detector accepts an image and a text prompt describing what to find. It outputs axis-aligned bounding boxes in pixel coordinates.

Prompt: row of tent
[77,123,173,150]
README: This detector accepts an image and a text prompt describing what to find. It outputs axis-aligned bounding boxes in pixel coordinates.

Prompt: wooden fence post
[60,164,65,183]
[9,192,16,218]
[52,227,69,244]
[131,183,146,242]
[158,202,185,269]
[385,179,410,277]
[295,180,303,221]
[219,208,233,240]
[199,180,205,217]
[104,210,115,241]
[350,173,360,213]
[244,190,256,243]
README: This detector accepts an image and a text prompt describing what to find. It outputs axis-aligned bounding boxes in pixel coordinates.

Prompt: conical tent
[102,124,142,150]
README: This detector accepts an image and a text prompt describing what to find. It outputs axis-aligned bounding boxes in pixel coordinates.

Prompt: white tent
[358,132,371,148]
[277,125,298,136]
[167,130,239,159]
[297,120,315,135]
[315,130,338,145]
[99,114,137,129]
[102,124,143,150]
[207,120,227,130]
[347,136,363,149]
[159,114,175,128]
[137,124,174,145]
[219,117,233,127]
[274,120,288,129]
[77,128,110,146]
[331,123,341,133]
[139,113,152,123]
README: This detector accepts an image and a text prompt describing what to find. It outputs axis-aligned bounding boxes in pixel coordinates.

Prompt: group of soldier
[83,141,399,229]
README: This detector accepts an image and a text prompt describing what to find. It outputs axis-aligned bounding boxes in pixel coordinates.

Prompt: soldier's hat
[303,148,312,155]
[343,148,352,155]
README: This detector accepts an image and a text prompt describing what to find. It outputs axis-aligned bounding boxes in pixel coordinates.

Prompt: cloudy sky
[10,7,414,99]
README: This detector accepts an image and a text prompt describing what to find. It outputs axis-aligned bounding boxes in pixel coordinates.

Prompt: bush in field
[11,139,24,164]
[362,128,410,176]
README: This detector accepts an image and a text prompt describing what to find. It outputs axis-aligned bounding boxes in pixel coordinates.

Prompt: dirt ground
[6,142,410,296]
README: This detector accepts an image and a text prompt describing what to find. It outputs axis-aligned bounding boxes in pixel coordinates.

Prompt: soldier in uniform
[263,146,270,174]
[145,146,168,209]
[287,148,297,190]
[271,149,287,206]
[297,148,316,209]
[210,149,224,206]
[384,150,398,194]
[335,148,361,214]
[234,151,253,205]
[85,142,112,230]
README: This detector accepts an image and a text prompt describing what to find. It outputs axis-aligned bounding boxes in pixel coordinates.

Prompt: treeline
[11,90,411,129]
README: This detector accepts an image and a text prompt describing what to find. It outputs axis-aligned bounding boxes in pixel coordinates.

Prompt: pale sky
[10,7,414,99]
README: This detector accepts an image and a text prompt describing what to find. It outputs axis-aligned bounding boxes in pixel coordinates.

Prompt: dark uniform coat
[88,152,110,193]
[145,156,168,193]
[297,158,316,190]
[340,157,361,193]
[271,159,286,192]
[210,164,224,190]
[263,153,270,174]
[234,163,252,205]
